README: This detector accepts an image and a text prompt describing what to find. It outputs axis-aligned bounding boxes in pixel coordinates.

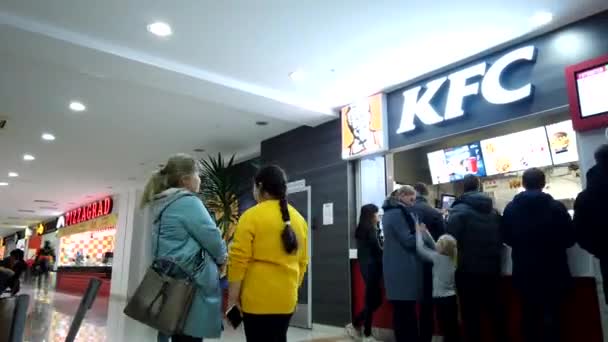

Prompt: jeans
[520,293,562,342]
[242,313,292,342]
[435,296,460,342]
[391,300,419,342]
[353,262,383,337]
[456,272,507,342]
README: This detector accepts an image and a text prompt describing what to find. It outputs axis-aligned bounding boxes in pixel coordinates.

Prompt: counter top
[57,266,112,273]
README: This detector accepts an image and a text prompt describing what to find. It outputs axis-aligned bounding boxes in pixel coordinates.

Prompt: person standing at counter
[346,204,383,342]
[35,241,55,294]
[228,165,309,342]
[447,175,505,342]
[382,186,423,342]
[141,154,227,342]
[575,144,608,305]
[502,168,575,342]
[411,182,445,342]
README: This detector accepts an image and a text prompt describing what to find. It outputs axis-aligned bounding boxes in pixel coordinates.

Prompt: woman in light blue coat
[141,154,227,342]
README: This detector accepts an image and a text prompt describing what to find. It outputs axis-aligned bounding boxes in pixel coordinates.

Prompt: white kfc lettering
[397,46,537,134]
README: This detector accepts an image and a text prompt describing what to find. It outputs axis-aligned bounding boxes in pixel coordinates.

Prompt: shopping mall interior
[2,1,608,342]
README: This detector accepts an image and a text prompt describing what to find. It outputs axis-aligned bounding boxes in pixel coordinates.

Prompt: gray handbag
[124,196,197,335]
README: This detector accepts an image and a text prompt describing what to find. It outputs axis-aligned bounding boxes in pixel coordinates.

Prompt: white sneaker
[345,323,362,339]
[361,336,382,342]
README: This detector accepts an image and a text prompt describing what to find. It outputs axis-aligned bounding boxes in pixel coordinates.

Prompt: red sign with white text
[62,197,113,228]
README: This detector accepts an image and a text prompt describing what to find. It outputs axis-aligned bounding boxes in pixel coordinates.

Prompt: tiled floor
[20,286,352,342]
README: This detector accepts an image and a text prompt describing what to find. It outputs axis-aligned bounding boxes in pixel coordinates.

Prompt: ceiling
[1,0,607,235]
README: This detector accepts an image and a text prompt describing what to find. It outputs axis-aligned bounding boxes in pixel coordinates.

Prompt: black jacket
[502,190,575,294]
[411,197,446,241]
[356,223,383,269]
[575,165,608,258]
[447,191,502,275]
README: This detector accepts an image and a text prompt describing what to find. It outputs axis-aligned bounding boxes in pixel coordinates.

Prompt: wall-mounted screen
[565,54,608,132]
[546,120,579,165]
[481,127,553,176]
[576,65,608,118]
[427,142,487,184]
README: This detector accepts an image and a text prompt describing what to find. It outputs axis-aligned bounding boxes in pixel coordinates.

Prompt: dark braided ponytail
[255,165,299,254]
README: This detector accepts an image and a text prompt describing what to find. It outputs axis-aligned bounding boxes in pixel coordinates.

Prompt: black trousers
[419,264,434,342]
[456,272,507,342]
[520,293,562,342]
[353,262,383,337]
[172,335,202,342]
[391,300,419,342]
[242,313,292,342]
[435,296,460,342]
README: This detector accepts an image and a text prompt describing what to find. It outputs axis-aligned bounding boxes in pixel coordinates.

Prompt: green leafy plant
[199,153,240,243]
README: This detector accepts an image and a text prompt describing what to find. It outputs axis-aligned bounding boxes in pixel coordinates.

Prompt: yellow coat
[228,200,309,314]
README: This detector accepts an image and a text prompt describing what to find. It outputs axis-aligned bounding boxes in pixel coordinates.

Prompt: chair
[0,294,31,342]
[65,278,102,342]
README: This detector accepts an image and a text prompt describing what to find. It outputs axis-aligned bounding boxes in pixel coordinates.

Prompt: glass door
[288,186,312,329]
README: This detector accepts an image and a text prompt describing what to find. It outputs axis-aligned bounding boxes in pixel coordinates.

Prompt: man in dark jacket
[411,182,446,342]
[575,144,608,304]
[447,175,505,342]
[502,168,575,342]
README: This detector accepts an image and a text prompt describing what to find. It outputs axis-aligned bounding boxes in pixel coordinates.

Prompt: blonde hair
[140,153,202,208]
[394,185,416,197]
[436,234,458,262]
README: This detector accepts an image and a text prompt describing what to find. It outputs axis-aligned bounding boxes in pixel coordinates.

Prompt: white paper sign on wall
[322,203,334,226]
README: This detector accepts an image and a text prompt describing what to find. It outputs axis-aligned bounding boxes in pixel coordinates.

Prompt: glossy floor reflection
[21,285,351,342]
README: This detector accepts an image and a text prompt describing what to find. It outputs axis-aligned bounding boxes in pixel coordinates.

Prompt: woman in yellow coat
[228,165,309,342]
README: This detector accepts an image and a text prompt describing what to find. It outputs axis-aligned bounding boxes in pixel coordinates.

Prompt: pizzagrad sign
[56,196,113,229]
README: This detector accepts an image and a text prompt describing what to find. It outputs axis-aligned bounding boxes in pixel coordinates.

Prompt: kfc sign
[57,197,113,229]
[397,46,537,133]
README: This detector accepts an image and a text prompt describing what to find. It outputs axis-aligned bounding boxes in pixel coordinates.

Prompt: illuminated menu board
[577,64,608,118]
[481,127,553,176]
[427,142,487,185]
[546,120,579,165]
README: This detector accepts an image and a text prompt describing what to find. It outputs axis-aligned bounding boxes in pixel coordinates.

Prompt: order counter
[56,266,112,297]
[350,247,603,342]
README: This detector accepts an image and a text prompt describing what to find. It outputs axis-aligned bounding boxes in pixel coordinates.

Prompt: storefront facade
[342,10,608,342]
[31,195,118,296]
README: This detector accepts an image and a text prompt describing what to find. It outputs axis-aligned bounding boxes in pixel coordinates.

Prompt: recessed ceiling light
[69,101,86,112]
[256,121,269,126]
[288,70,307,81]
[530,11,553,27]
[147,22,173,37]
[23,154,35,161]
[8,172,18,178]
[41,133,56,141]
[193,148,206,153]
[0,182,8,186]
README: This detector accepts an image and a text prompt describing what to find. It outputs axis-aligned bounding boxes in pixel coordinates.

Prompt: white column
[576,127,608,341]
[106,188,157,341]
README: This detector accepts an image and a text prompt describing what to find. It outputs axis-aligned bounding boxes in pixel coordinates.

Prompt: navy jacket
[447,192,503,275]
[411,197,446,241]
[575,165,608,258]
[502,190,575,295]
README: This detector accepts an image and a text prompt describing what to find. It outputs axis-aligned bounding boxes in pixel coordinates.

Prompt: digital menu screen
[576,64,608,118]
[427,142,487,184]
[481,127,553,176]
[546,120,579,165]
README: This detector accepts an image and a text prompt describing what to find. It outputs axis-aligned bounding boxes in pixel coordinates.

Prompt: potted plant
[199,153,239,308]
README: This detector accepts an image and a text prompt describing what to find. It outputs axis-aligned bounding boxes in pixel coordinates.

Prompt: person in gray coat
[382,185,423,342]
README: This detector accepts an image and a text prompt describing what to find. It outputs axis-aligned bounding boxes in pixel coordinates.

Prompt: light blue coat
[150,188,227,339]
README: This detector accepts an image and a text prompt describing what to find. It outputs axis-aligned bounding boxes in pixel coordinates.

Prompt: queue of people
[347,144,608,342]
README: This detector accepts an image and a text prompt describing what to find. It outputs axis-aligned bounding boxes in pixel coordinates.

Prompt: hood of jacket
[149,188,194,220]
[453,191,493,214]
[510,190,555,212]
[587,165,608,190]
[383,197,405,211]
